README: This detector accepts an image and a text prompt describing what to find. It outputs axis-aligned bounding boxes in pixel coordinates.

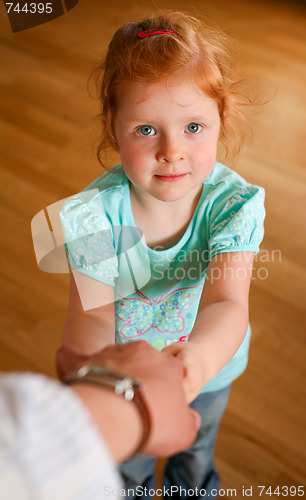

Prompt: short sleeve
[208,185,265,260]
[60,191,118,286]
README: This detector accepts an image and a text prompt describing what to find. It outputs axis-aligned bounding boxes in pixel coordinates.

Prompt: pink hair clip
[138,29,178,38]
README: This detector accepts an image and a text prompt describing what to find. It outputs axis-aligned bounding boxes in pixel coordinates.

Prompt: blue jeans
[119,384,231,498]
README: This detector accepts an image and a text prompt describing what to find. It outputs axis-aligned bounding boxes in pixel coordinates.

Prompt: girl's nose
[156,136,184,163]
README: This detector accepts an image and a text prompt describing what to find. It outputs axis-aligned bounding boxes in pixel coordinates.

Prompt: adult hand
[56,341,201,457]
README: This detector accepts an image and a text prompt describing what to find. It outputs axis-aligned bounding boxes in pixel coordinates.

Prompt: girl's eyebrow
[126,118,155,125]
[126,112,206,121]
[186,116,206,122]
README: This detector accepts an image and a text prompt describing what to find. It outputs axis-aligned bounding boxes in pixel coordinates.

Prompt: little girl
[59,11,265,499]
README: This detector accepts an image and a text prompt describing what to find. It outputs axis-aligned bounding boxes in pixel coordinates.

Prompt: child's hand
[163,343,205,404]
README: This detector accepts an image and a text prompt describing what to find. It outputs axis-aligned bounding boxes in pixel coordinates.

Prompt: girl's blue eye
[137,125,155,136]
[186,123,203,134]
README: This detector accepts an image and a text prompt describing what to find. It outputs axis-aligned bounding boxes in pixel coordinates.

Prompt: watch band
[64,365,151,453]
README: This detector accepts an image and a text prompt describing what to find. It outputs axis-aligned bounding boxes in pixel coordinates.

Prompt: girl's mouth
[155,174,187,182]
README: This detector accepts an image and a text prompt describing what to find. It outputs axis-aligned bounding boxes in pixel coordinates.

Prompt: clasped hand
[56,341,201,457]
[163,342,205,404]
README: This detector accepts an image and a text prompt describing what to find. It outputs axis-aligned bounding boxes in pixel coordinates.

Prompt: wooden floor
[0,0,305,497]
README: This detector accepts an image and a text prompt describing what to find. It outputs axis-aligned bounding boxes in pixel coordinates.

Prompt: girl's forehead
[117,77,216,111]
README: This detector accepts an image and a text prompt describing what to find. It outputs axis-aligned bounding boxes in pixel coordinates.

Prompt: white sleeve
[0,373,122,500]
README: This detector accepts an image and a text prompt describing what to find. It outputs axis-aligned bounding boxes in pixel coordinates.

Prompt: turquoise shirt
[60,163,265,393]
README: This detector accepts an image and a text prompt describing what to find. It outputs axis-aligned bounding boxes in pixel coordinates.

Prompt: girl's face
[114,77,220,205]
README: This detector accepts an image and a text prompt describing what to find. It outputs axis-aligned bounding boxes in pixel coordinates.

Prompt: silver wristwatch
[64,365,151,451]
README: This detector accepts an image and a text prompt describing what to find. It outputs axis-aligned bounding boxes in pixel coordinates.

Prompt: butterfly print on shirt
[115,283,203,338]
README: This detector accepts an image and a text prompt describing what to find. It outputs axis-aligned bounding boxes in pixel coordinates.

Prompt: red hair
[91,11,252,166]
